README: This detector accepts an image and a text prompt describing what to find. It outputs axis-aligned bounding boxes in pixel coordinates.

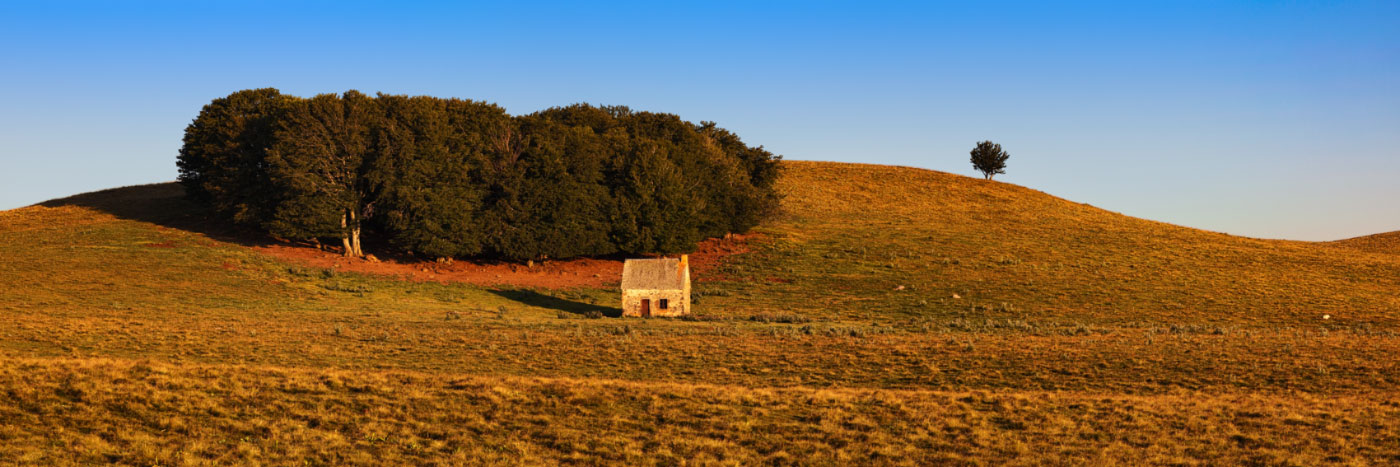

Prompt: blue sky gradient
[1,1,1396,240]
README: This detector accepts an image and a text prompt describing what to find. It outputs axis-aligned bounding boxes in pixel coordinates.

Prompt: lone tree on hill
[969,140,1010,180]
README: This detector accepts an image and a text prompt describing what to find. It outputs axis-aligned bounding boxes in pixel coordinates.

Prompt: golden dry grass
[2,358,1397,466]
[1333,231,1400,256]
[727,162,1400,328]
[2,161,1398,464]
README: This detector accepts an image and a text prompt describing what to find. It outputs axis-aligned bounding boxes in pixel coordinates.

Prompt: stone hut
[620,255,690,317]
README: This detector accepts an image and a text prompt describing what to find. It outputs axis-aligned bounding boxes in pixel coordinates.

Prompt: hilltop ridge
[1334,231,1400,255]
[742,161,1400,327]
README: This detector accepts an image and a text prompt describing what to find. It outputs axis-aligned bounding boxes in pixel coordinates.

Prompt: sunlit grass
[2,161,1398,464]
[3,358,1396,465]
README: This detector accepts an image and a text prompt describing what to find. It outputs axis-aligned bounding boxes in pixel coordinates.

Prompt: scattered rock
[952,294,962,299]
[364,254,380,263]
[1323,314,1331,320]
[894,285,906,291]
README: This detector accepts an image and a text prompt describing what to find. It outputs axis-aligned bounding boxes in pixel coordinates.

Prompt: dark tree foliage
[264,91,379,257]
[530,103,622,133]
[177,91,782,261]
[696,122,782,233]
[176,88,288,226]
[368,95,504,258]
[970,140,1010,180]
[531,105,782,253]
[607,129,705,253]
[483,115,613,260]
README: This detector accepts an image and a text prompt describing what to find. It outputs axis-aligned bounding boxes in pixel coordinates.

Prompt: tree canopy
[176,90,782,260]
[969,140,1010,180]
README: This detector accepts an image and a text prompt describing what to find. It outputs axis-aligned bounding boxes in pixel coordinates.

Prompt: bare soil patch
[252,233,760,289]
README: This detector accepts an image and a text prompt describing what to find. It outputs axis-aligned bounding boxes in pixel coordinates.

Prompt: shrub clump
[750,313,812,324]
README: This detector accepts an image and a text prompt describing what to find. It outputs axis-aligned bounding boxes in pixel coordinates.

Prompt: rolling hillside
[1334,231,1400,255]
[1,161,1397,465]
[727,162,1400,327]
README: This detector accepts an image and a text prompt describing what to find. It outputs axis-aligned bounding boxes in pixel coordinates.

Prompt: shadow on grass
[36,182,281,248]
[489,289,622,318]
[31,182,643,266]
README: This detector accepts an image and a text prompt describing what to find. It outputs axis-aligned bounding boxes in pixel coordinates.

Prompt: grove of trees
[177,89,781,261]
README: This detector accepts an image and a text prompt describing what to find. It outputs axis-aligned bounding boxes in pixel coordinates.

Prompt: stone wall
[621,289,689,317]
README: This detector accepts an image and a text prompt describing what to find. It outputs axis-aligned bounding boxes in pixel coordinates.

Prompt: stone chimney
[679,254,688,278]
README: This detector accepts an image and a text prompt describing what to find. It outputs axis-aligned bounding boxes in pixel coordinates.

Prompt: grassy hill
[1334,231,1400,255]
[2,161,1398,464]
[728,162,1400,328]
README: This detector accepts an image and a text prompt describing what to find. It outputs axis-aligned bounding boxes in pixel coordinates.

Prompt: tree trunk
[340,211,356,257]
[351,226,362,258]
[348,209,364,257]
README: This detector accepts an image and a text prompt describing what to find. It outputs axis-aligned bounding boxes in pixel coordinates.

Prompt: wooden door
[640,299,651,317]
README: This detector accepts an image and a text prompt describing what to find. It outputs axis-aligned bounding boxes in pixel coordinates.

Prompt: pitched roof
[621,258,687,290]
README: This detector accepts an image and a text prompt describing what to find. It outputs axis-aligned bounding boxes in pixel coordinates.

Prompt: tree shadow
[35,182,280,248]
[30,182,691,267]
[489,289,622,318]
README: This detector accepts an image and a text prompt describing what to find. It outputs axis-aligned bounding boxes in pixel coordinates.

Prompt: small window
[659,299,669,309]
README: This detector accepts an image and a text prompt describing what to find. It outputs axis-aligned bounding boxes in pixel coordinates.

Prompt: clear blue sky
[1,1,1396,241]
